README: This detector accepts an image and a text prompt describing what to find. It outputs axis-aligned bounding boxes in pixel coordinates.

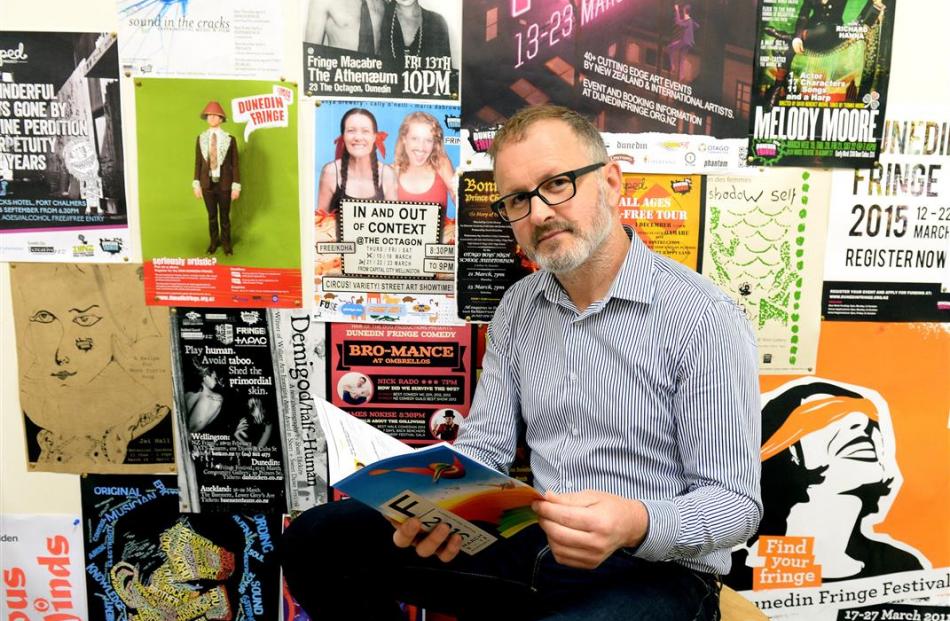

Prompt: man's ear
[603,160,624,207]
[110,561,148,607]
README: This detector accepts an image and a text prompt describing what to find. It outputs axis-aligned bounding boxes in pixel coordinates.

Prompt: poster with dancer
[748,0,897,167]
[461,0,756,139]
[726,322,950,620]
[0,31,129,261]
[136,78,301,308]
[822,105,950,321]
[702,170,830,373]
[82,475,281,621]
[313,100,462,325]
[117,0,284,78]
[10,263,175,474]
[171,308,287,514]
[302,0,460,100]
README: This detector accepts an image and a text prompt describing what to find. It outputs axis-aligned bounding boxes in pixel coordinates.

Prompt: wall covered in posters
[0,1,948,620]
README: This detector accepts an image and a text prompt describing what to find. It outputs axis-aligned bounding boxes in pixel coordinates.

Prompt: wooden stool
[720,585,768,620]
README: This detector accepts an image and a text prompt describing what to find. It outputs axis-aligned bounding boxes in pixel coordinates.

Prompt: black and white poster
[0,31,129,261]
[302,0,460,100]
[822,106,950,321]
[269,309,330,514]
[171,308,287,514]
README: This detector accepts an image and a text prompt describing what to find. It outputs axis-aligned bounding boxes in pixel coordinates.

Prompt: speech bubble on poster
[232,85,294,141]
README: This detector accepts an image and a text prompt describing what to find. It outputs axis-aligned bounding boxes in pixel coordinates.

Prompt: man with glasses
[282,105,761,620]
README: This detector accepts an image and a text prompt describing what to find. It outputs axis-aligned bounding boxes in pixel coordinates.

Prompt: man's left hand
[532,490,649,569]
[231,190,240,201]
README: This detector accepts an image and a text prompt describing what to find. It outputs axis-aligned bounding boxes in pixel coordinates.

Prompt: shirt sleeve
[633,298,763,563]
[452,293,524,475]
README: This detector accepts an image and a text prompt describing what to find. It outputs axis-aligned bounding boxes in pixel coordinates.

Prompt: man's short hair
[488,105,609,166]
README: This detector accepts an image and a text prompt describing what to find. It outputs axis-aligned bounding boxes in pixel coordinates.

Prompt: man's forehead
[493,120,585,188]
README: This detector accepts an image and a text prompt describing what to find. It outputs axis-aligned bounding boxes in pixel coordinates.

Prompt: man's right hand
[390,517,463,563]
[193,186,202,199]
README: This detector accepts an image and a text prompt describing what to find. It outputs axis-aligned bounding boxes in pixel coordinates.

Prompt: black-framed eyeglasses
[490,162,606,223]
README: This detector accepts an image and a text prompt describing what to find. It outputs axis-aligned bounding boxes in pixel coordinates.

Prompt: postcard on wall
[82,475,281,621]
[0,31,129,262]
[117,0,284,78]
[461,0,755,139]
[171,308,287,514]
[270,309,330,514]
[0,514,87,620]
[313,100,462,325]
[822,105,950,322]
[136,78,302,308]
[727,322,950,620]
[10,263,175,474]
[702,170,830,374]
[748,0,897,167]
[326,322,476,447]
[302,0,460,100]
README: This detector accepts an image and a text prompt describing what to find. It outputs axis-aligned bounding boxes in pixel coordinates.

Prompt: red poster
[327,323,477,447]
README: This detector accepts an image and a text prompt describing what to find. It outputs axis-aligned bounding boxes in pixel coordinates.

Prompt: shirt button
[565,481,574,490]
[568,372,578,382]
[571,427,579,436]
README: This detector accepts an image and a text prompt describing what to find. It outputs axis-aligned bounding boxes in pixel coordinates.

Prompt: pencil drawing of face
[11,263,174,470]
[24,272,114,389]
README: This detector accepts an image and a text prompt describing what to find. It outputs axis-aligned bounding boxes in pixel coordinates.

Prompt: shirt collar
[533,225,655,306]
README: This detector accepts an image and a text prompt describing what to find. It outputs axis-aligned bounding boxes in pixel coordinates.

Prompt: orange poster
[620,173,702,270]
[726,322,950,618]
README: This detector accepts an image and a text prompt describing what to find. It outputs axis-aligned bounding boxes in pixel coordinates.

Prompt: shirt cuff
[231,182,241,192]
[632,498,680,562]
[192,180,200,189]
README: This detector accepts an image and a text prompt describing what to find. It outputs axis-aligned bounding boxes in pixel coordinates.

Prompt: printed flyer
[456,171,703,323]
[302,0,460,100]
[313,100,462,325]
[136,78,301,308]
[171,308,287,514]
[0,31,129,262]
[461,0,755,139]
[10,263,175,474]
[118,0,284,78]
[822,106,950,321]
[270,309,330,514]
[702,170,830,374]
[0,514,87,621]
[82,475,281,621]
[748,0,897,167]
[726,322,950,620]
[327,322,476,447]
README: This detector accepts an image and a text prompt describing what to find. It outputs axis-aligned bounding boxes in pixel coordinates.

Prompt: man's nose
[527,194,556,225]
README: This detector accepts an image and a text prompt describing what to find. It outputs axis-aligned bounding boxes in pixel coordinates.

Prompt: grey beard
[528,192,613,275]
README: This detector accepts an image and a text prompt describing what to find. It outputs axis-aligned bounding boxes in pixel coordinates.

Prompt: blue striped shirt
[455,230,762,575]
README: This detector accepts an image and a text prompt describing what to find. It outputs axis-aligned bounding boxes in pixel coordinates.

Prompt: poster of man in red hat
[193,100,241,255]
[135,78,301,308]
